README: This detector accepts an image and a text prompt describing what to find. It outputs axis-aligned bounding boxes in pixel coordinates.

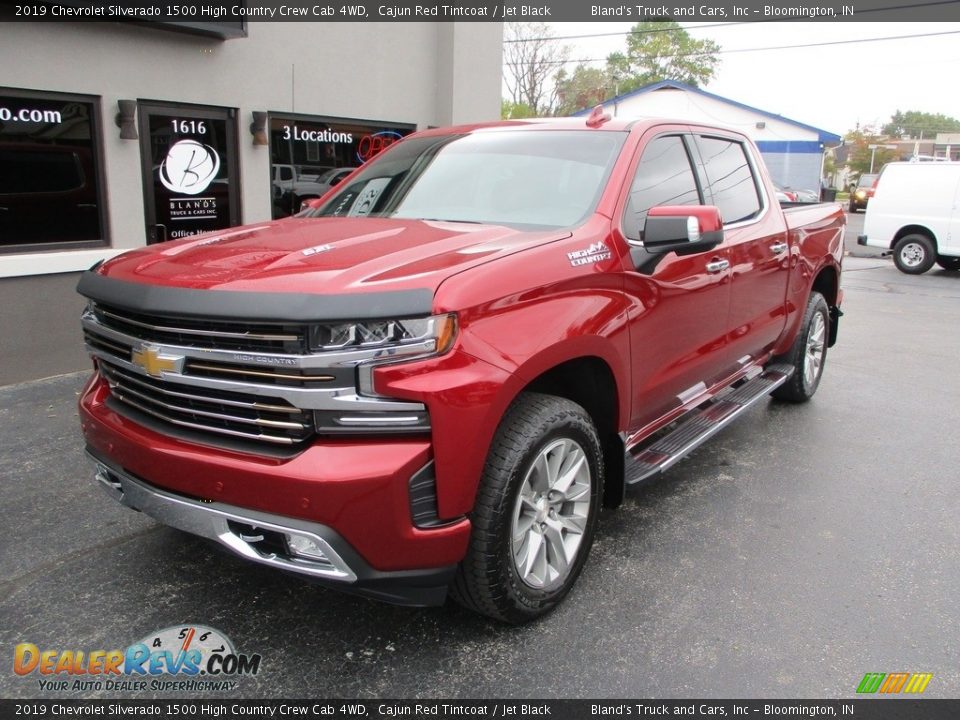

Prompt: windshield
[857,174,878,187]
[302,130,626,230]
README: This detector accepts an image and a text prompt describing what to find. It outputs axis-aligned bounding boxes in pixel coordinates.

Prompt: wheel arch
[891,225,938,251]
[520,356,626,509]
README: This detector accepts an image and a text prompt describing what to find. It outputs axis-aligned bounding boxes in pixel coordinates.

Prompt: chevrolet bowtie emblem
[131,345,184,378]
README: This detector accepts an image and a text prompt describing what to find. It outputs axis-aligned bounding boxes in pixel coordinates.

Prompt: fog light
[314,408,430,434]
[285,533,330,563]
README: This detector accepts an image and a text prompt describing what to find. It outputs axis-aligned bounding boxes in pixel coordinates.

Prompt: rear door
[692,133,790,367]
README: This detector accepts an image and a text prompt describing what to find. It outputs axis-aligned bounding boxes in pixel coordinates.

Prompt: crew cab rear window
[696,136,762,224]
[306,130,626,230]
[624,135,701,239]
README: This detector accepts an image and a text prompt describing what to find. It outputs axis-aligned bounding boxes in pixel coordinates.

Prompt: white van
[858,161,960,274]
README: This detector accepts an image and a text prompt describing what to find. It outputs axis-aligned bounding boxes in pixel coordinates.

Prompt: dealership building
[0,20,502,385]
[575,79,841,193]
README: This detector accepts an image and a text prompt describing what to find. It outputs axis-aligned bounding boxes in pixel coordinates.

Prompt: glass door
[138,102,239,244]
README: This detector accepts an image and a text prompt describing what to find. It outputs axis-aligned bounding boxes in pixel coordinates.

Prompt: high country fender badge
[567,241,612,267]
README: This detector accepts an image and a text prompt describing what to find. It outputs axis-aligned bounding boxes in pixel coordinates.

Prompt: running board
[624,364,794,485]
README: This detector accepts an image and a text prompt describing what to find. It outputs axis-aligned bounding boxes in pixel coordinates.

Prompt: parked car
[271,164,333,217]
[774,185,797,203]
[78,115,844,623]
[790,188,821,204]
[0,142,101,246]
[858,161,960,273]
[848,173,878,213]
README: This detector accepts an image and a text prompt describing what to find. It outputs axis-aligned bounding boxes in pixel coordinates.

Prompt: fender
[377,322,631,520]
[773,208,844,357]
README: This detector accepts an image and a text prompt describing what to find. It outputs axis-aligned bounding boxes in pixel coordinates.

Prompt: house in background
[572,80,841,193]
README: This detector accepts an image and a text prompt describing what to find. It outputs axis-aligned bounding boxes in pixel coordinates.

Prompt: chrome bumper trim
[88,453,357,583]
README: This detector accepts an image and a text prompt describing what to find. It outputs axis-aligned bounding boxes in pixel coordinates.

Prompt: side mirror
[641,205,724,255]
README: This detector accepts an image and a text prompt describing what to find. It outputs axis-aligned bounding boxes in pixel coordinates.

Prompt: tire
[451,393,603,624]
[772,291,830,403]
[893,234,936,274]
[935,255,960,271]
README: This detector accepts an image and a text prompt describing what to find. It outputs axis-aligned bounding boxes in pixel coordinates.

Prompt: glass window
[306,130,626,231]
[268,115,414,219]
[0,89,106,251]
[624,135,701,239]
[697,136,762,224]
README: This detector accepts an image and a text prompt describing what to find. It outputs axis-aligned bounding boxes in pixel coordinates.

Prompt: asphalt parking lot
[2,253,958,700]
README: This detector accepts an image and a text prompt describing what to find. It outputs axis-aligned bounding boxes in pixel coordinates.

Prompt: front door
[138,102,239,244]
[620,131,733,431]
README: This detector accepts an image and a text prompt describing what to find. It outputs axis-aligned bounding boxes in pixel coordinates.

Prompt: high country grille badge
[131,345,185,378]
[567,242,612,267]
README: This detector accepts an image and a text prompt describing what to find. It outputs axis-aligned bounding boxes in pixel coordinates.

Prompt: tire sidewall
[496,414,603,619]
[800,295,830,397]
[894,235,935,274]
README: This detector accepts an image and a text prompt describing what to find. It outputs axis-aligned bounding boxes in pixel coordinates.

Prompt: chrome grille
[99,362,313,446]
[81,300,430,451]
[91,303,308,354]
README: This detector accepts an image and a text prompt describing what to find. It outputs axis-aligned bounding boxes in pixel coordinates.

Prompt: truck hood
[99,217,570,296]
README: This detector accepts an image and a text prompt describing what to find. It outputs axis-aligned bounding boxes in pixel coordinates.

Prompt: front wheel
[893,234,936,274]
[935,255,960,271]
[772,291,830,403]
[451,393,603,624]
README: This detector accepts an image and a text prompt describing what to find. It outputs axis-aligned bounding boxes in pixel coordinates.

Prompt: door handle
[770,242,789,254]
[705,259,730,273]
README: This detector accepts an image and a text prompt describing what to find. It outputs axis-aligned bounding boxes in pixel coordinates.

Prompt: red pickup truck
[78,113,844,623]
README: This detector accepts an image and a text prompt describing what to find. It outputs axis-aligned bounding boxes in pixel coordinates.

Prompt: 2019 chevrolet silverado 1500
[78,112,845,623]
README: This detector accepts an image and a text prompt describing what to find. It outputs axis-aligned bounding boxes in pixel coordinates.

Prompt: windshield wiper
[415,217,484,224]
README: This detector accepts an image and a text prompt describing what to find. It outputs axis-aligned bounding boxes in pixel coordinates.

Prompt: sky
[524,22,960,136]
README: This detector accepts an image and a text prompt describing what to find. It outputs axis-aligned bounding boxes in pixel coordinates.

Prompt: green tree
[606,21,721,96]
[844,127,898,178]
[882,110,960,139]
[554,65,614,117]
[501,99,537,120]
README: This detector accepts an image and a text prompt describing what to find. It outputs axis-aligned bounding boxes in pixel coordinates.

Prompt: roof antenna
[586,105,611,128]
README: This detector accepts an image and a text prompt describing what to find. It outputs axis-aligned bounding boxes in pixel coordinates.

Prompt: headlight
[855,190,866,199]
[308,315,456,353]
[306,315,456,434]
[308,313,457,400]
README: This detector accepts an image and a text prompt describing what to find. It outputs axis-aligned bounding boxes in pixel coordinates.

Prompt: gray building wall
[0,21,503,385]
[0,273,89,386]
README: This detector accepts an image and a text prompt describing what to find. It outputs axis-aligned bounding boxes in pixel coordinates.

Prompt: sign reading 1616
[172,119,206,135]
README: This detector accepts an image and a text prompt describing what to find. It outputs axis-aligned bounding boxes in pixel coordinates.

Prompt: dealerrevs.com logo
[14,625,261,693]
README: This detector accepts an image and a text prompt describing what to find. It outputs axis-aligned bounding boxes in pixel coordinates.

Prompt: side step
[624,363,794,485]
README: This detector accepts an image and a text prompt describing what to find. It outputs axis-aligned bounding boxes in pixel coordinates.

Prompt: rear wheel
[935,255,960,271]
[772,291,830,403]
[893,234,936,274]
[451,393,603,624]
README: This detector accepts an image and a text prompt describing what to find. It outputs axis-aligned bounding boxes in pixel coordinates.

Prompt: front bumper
[86,448,458,607]
[79,374,471,578]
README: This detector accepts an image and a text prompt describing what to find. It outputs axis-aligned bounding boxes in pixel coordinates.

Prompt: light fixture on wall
[249,111,268,146]
[115,100,138,140]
